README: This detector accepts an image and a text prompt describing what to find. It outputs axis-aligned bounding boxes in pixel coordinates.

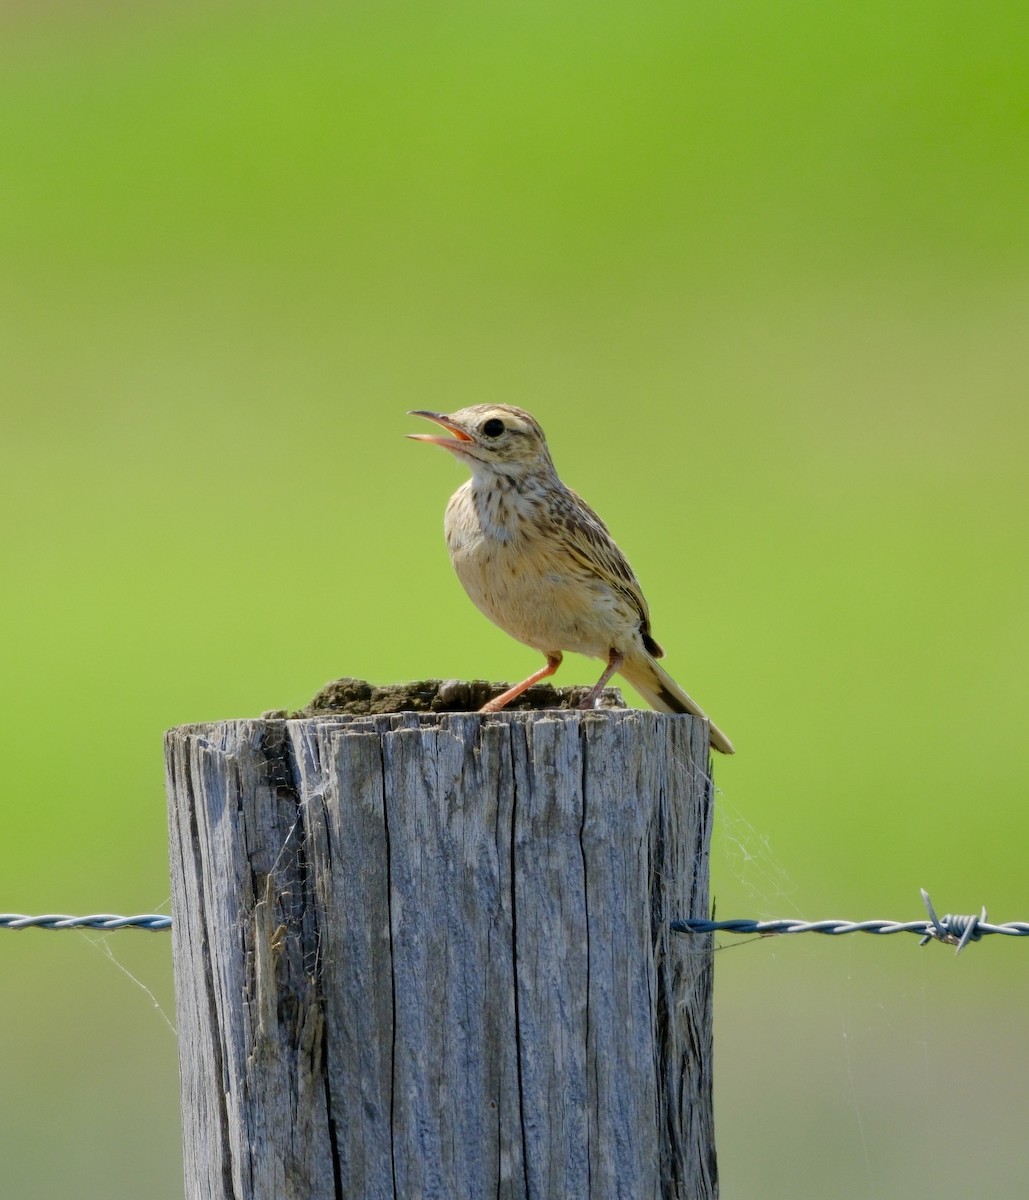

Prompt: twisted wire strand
[3,894,1022,952]
[673,917,1029,939]
[1,913,171,932]
[674,891,1029,954]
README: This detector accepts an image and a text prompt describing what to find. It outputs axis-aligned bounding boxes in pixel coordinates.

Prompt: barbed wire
[674,891,1028,954]
[3,893,1023,953]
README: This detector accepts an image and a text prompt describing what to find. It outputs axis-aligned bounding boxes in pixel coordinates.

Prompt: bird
[407,404,735,754]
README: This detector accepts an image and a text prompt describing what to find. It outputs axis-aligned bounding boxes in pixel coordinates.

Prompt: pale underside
[444,478,648,661]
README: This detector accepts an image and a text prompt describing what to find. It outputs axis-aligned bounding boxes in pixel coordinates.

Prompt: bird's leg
[577,648,625,710]
[479,653,563,713]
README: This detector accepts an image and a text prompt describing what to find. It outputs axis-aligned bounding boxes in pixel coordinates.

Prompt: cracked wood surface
[165,708,717,1200]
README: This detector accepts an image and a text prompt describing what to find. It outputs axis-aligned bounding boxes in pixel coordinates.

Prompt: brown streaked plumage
[407,404,734,754]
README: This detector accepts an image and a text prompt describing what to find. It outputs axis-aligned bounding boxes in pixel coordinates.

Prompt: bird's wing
[552,488,662,654]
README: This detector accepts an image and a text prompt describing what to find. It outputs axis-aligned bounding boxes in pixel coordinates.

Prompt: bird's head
[407,405,556,479]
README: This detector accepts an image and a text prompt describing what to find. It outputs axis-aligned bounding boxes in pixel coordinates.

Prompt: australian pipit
[408,404,734,754]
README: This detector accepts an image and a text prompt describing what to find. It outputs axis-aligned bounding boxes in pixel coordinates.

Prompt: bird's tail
[619,653,735,755]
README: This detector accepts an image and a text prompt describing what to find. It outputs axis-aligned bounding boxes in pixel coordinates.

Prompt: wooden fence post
[165,700,717,1199]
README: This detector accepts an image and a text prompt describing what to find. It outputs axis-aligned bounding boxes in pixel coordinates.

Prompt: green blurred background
[2,2,1026,1196]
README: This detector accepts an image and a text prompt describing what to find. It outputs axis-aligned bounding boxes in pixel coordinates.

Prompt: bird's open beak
[406,410,475,450]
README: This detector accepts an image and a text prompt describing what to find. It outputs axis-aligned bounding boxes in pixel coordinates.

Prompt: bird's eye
[481,418,505,437]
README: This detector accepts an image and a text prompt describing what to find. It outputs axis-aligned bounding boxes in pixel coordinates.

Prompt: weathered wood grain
[166,708,716,1200]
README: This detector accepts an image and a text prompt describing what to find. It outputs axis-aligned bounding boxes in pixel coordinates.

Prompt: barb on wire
[1,913,171,932]
[673,890,1029,954]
